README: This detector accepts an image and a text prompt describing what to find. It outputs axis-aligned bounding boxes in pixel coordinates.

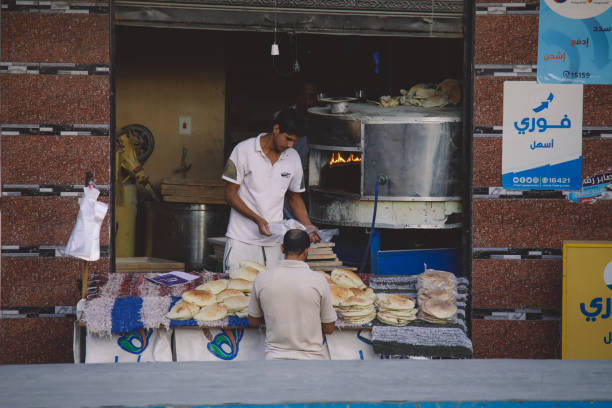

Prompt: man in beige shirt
[248,229,337,360]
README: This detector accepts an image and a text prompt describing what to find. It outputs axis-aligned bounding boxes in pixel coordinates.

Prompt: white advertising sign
[502,81,583,190]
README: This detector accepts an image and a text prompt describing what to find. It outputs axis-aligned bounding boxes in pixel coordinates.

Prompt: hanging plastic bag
[63,185,108,261]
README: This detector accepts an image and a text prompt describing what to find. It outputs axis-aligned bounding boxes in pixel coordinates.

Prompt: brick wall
[471,1,612,358]
[0,0,111,364]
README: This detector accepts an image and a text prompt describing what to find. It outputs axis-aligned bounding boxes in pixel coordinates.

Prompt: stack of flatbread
[416,269,457,324]
[337,295,376,324]
[375,293,417,326]
[165,260,266,322]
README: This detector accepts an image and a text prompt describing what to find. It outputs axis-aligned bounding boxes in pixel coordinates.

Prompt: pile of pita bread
[416,269,457,324]
[375,293,417,326]
[326,268,377,324]
[166,260,266,322]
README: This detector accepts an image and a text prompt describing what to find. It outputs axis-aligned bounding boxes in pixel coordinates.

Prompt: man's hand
[304,225,321,243]
[257,218,272,236]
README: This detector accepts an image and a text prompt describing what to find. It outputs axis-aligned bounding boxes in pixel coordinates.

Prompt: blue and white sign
[537,0,612,84]
[502,82,583,190]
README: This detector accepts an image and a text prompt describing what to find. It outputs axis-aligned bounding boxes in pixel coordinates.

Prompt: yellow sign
[563,241,612,359]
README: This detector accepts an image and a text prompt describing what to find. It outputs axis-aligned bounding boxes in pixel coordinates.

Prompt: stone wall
[471,1,612,358]
[0,0,111,363]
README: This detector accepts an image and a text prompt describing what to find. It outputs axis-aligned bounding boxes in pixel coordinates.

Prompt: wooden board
[309,265,358,272]
[162,178,226,204]
[162,178,225,187]
[306,260,343,267]
[115,257,185,273]
[310,242,335,248]
[306,254,339,260]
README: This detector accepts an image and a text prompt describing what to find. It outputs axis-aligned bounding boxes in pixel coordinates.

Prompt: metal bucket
[144,201,229,270]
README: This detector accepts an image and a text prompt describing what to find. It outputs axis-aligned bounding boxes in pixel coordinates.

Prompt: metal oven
[307,103,463,230]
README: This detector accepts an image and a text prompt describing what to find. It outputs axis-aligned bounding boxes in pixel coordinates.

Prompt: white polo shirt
[222,133,305,246]
[248,259,337,360]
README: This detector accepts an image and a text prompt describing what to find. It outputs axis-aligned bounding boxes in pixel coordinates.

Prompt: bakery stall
[77,0,473,362]
[77,262,470,362]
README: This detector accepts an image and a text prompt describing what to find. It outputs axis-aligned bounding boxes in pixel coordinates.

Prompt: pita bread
[229,266,259,282]
[194,303,228,322]
[239,260,267,272]
[181,289,216,307]
[421,299,457,319]
[330,269,366,289]
[223,295,250,313]
[377,311,414,326]
[227,278,253,292]
[417,288,455,305]
[418,269,457,292]
[339,295,374,307]
[196,279,228,295]
[341,310,376,324]
[235,308,248,318]
[350,287,376,301]
[339,305,376,317]
[166,300,200,320]
[376,294,415,310]
[329,285,352,307]
[216,289,246,302]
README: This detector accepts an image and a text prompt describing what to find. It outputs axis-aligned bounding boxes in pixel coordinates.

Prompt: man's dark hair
[283,229,310,255]
[273,108,302,136]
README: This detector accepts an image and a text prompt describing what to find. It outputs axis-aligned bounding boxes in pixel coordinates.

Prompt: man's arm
[321,321,335,335]
[248,315,265,327]
[225,182,271,236]
[286,190,320,242]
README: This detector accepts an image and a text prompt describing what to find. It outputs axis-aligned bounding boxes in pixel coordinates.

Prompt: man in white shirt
[222,109,319,272]
[248,229,336,360]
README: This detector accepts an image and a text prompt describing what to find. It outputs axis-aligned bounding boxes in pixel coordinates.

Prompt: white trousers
[223,237,282,272]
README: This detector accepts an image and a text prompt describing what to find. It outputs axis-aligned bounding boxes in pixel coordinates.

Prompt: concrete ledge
[2,360,612,408]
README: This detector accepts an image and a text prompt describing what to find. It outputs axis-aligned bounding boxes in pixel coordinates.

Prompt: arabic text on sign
[513,115,572,135]
[570,38,589,47]
[580,297,612,322]
[543,51,566,63]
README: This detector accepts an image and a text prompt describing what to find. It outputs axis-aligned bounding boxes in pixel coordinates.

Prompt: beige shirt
[248,259,337,360]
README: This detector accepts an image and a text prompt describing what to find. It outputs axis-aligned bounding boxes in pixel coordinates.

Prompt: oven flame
[328,152,362,167]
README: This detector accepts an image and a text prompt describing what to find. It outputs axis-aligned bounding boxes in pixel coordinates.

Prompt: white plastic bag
[268,219,306,243]
[63,186,108,261]
[268,219,339,244]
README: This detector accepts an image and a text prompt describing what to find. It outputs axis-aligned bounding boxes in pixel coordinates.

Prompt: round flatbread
[331,269,366,289]
[350,287,376,301]
[181,289,216,307]
[223,295,250,313]
[195,279,229,295]
[422,299,457,319]
[194,303,228,322]
[229,266,259,282]
[227,278,253,292]
[376,294,415,310]
[239,260,267,272]
[339,295,374,307]
[329,285,352,307]
[166,300,200,320]
[216,289,246,302]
